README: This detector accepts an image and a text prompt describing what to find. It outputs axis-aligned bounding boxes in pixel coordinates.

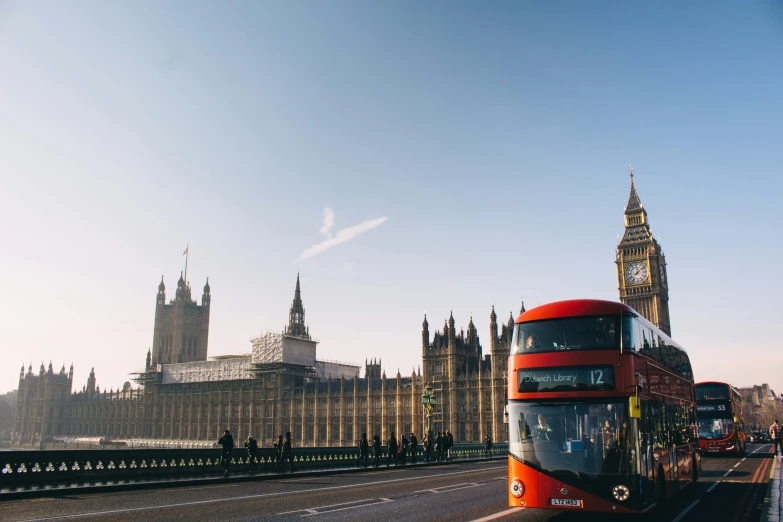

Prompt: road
[0,444,774,522]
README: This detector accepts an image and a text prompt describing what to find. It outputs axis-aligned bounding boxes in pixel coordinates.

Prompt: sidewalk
[762,456,782,522]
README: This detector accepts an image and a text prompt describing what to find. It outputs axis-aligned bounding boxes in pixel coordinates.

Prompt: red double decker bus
[696,381,746,454]
[507,300,700,514]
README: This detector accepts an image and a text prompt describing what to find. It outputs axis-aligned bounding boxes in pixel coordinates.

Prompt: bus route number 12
[590,369,604,385]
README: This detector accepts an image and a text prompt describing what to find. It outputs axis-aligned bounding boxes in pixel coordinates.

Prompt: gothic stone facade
[616,172,672,335]
[13,276,511,447]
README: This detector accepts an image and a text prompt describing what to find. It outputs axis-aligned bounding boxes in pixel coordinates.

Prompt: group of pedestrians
[217,426,490,477]
[424,430,454,462]
[358,430,459,467]
[217,429,294,477]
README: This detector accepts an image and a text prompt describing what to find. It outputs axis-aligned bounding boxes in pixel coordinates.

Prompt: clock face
[625,262,648,285]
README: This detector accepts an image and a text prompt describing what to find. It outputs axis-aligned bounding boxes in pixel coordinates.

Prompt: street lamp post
[421,385,437,437]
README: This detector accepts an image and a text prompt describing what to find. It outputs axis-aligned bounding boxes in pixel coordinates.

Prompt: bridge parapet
[0,443,508,493]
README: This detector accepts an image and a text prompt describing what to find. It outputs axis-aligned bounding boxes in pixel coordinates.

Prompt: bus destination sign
[696,402,731,416]
[517,366,615,393]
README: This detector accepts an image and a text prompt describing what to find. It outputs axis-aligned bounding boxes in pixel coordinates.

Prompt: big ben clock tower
[616,165,671,336]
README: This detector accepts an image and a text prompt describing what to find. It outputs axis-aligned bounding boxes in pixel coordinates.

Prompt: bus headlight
[510,479,525,498]
[612,485,630,502]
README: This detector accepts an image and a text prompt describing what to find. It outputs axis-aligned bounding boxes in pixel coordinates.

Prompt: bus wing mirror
[629,396,641,419]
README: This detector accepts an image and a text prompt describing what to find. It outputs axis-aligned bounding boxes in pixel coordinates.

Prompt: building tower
[151,273,211,364]
[284,273,310,339]
[616,166,671,335]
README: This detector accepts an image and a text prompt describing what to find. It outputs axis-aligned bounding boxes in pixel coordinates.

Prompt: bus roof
[696,382,739,393]
[516,299,636,323]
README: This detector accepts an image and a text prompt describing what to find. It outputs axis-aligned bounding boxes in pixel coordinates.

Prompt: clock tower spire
[615,165,671,335]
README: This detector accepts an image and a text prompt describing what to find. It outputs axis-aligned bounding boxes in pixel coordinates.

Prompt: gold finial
[629,164,634,178]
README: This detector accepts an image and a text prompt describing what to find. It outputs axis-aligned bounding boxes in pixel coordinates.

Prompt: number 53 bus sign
[517,366,615,393]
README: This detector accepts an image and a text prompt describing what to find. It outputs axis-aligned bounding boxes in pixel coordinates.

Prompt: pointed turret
[176,271,192,301]
[621,168,651,234]
[422,314,429,354]
[201,278,211,306]
[520,299,526,315]
[625,173,644,214]
[145,349,151,370]
[285,273,310,339]
[87,367,96,394]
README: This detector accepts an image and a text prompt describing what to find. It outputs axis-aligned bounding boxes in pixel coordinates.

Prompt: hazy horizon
[2,1,782,396]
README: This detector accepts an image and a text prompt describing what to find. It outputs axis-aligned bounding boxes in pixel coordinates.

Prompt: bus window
[508,401,632,477]
[512,316,619,355]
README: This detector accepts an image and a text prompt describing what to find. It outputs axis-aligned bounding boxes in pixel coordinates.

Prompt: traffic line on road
[279,498,393,516]
[424,482,482,494]
[730,447,773,522]
[155,483,238,492]
[706,481,720,493]
[672,500,699,522]
[14,465,506,522]
[469,507,525,521]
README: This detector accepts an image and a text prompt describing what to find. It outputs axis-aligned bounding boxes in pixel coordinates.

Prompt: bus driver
[526,335,540,350]
[535,414,553,441]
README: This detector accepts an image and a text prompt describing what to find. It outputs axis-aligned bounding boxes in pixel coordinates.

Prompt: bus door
[639,400,656,505]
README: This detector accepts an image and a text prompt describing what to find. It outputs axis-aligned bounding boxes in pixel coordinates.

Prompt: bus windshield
[511,316,619,354]
[508,400,634,477]
[696,385,730,401]
[698,418,734,440]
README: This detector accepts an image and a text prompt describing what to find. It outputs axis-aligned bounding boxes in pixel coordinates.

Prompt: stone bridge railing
[0,443,508,492]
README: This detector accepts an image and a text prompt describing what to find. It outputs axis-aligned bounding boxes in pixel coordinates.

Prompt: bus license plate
[551,498,582,507]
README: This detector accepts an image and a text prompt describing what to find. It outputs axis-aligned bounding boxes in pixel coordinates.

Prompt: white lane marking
[424,482,482,494]
[470,507,525,522]
[722,469,733,477]
[672,500,700,522]
[301,498,393,517]
[706,481,720,493]
[741,457,747,462]
[15,465,506,522]
[155,484,238,492]
[279,498,389,515]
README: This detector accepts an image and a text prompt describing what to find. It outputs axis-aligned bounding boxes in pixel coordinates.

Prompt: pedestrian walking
[357,433,370,467]
[274,434,284,463]
[245,435,259,474]
[446,430,454,460]
[771,419,783,457]
[399,433,409,465]
[435,432,443,461]
[484,435,492,457]
[372,435,382,467]
[410,433,418,463]
[276,431,295,472]
[218,429,234,477]
[387,431,399,467]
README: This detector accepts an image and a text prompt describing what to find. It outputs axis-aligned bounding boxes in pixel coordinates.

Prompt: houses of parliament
[13,172,671,448]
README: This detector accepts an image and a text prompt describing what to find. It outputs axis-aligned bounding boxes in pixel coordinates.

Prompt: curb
[0,455,507,501]
[761,456,781,522]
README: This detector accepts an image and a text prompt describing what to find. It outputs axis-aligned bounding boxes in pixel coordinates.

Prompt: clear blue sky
[1,1,781,396]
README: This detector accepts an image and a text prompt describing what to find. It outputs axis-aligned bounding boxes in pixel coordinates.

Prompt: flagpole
[184,244,189,283]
